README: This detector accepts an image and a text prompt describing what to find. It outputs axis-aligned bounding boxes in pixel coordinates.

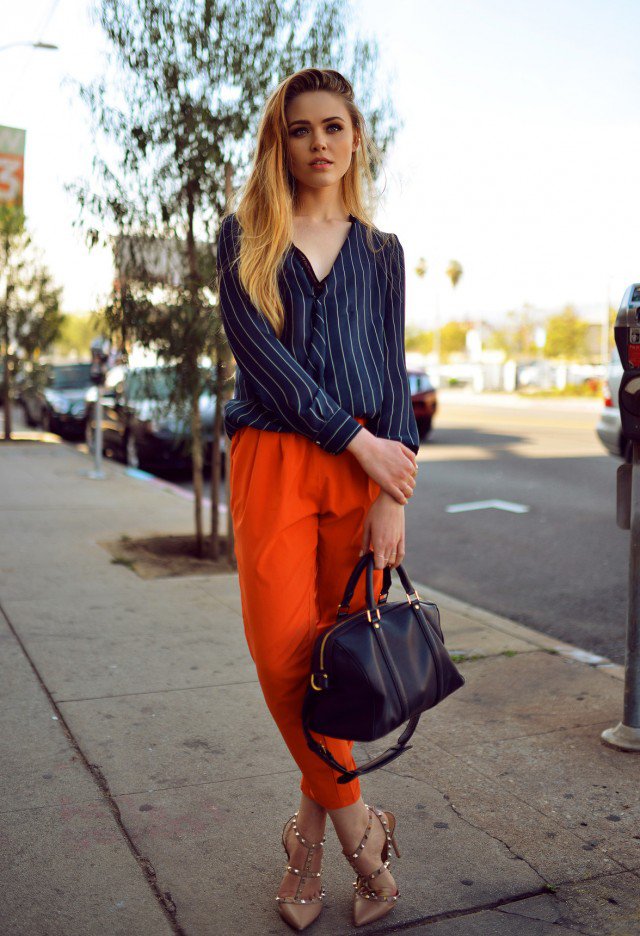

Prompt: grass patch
[450,652,485,664]
[517,382,602,399]
[111,556,135,569]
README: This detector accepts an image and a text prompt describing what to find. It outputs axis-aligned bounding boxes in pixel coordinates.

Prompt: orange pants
[229,416,384,809]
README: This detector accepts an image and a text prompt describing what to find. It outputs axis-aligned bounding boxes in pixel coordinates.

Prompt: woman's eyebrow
[287,116,345,127]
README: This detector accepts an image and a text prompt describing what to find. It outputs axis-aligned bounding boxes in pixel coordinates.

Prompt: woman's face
[285,90,359,193]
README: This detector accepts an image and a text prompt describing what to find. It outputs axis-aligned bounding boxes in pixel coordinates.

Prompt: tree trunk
[2,348,12,441]
[185,179,205,557]
[1,286,12,440]
[191,384,205,557]
[220,160,236,566]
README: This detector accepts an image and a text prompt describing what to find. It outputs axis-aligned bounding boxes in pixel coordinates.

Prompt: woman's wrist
[345,425,375,459]
[377,488,404,506]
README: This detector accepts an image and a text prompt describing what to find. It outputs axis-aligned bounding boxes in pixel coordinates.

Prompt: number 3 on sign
[0,154,24,203]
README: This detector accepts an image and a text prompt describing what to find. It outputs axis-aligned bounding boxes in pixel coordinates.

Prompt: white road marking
[446,499,530,514]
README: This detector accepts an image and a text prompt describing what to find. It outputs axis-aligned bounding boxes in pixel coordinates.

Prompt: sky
[1,0,639,331]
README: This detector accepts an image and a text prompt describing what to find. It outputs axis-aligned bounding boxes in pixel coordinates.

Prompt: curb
[389,578,625,682]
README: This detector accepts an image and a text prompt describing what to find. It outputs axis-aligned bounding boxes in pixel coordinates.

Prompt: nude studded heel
[342,803,401,927]
[275,812,326,931]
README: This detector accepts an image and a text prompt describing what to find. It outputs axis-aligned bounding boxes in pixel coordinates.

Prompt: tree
[544,305,588,361]
[439,321,470,361]
[445,260,463,288]
[54,311,105,359]
[0,205,64,440]
[405,325,433,355]
[486,307,539,359]
[69,0,396,561]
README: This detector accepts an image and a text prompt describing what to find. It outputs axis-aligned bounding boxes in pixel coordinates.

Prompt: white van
[596,345,627,459]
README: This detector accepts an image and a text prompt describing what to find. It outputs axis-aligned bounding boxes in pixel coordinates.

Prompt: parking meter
[614,284,640,441]
[602,283,640,751]
[87,338,110,480]
[90,338,110,386]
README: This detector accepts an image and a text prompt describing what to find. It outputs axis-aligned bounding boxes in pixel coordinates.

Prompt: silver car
[596,345,628,460]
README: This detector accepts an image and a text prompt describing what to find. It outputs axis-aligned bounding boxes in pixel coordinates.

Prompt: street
[407,391,628,664]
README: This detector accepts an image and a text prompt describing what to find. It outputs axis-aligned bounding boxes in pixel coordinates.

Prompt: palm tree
[445,260,463,288]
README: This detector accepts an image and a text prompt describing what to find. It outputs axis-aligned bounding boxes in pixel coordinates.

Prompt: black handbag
[302,550,465,784]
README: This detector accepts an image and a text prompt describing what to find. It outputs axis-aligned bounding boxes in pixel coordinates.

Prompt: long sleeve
[216,214,364,455]
[370,235,420,456]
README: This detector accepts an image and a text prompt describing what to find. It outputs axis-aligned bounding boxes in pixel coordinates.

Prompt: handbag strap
[301,690,421,784]
[338,552,416,616]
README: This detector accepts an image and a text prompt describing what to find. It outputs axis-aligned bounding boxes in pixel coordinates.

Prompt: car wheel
[23,403,37,427]
[125,432,141,469]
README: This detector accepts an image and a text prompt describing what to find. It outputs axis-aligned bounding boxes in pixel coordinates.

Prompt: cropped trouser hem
[229,417,383,811]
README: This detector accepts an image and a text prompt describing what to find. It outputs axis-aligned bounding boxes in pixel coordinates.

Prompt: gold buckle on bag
[367,607,381,629]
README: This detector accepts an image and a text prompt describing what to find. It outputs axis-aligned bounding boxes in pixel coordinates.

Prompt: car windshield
[126,369,175,401]
[408,373,433,394]
[51,364,93,389]
[125,366,214,401]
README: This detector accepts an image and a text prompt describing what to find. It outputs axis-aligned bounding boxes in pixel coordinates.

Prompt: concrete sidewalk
[1,435,639,936]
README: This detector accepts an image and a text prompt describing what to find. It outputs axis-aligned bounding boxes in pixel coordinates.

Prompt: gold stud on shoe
[276,812,326,931]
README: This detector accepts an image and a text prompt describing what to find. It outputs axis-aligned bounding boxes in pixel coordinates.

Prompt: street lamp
[0,41,59,53]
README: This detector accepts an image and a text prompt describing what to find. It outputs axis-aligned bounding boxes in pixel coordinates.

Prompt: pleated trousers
[229,416,383,809]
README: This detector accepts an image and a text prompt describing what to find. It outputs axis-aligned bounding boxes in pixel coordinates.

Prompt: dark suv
[85,364,226,476]
[21,362,94,439]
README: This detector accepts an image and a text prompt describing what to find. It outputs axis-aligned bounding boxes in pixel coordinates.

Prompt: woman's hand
[347,428,418,505]
[359,490,406,570]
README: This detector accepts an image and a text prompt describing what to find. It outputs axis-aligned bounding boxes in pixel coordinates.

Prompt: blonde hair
[223,67,393,337]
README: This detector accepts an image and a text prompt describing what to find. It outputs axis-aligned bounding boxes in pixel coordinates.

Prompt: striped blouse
[216,211,420,456]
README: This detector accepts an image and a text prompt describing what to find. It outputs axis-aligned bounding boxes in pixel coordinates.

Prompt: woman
[217,67,420,930]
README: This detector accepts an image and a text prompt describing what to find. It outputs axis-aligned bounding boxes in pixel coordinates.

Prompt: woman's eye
[290,124,343,137]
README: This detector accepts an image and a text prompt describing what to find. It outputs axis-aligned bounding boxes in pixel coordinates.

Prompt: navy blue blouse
[216,211,420,456]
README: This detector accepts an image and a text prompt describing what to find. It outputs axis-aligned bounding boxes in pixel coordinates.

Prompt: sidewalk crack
[380,765,548,883]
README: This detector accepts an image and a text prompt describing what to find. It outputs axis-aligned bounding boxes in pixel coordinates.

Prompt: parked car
[408,369,438,441]
[85,364,226,476]
[21,362,94,439]
[596,345,628,460]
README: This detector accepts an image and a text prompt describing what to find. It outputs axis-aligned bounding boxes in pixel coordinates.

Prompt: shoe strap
[291,811,326,849]
[362,859,391,880]
[342,804,374,865]
[286,865,322,878]
[282,812,325,904]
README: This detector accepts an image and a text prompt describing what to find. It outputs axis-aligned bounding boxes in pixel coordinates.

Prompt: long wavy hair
[223,67,393,337]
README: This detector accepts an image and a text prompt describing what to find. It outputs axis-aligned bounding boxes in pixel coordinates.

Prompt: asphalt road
[404,391,629,665]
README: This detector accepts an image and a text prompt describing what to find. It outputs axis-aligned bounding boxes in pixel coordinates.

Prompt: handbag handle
[337,550,418,618]
[305,551,423,783]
